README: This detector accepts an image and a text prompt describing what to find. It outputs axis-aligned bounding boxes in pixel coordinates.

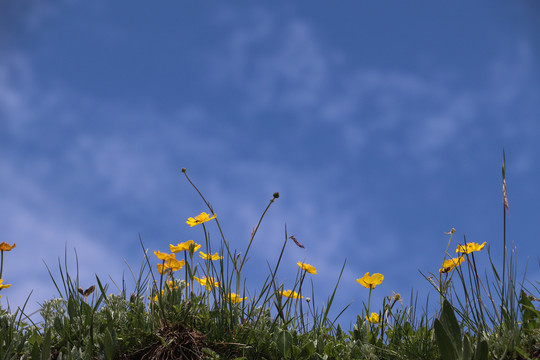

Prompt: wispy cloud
[209,9,539,176]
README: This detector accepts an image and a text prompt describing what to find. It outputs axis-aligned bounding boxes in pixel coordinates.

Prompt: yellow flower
[228,293,247,303]
[193,276,219,290]
[170,240,202,253]
[151,289,165,302]
[186,212,217,227]
[356,272,384,289]
[297,262,317,275]
[0,242,16,251]
[456,242,487,255]
[0,279,11,289]
[278,290,303,299]
[154,250,175,261]
[166,280,178,290]
[365,312,380,323]
[439,256,465,274]
[199,252,223,261]
[157,258,185,274]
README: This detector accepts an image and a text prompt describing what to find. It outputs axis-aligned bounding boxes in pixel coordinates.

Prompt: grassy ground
[0,158,539,360]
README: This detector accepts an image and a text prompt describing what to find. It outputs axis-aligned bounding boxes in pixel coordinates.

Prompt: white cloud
[211,11,539,178]
[0,54,35,129]
[0,160,126,314]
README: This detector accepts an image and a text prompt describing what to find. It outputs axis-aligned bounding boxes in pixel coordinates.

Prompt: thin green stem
[0,250,4,279]
[367,287,372,318]
[182,169,235,271]
[238,193,279,273]
[502,149,507,307]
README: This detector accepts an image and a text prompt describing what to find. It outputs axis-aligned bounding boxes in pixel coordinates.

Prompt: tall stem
[502,149,508,307]
[0,251,4,279]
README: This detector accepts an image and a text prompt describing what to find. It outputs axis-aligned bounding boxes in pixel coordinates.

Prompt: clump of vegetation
[0,155,538,359]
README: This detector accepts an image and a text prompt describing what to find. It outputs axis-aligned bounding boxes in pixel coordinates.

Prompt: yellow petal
[356,272,384,289]
[366,312,380,323]
[0,279,12,289]
[170,240,201,253]
[0,242,16,251]
[439,256,465,273]
[228,293,247,303]
[297,262,317,275]
[186,212,217,227]
[279,290,303,299]
[154,250,175,261]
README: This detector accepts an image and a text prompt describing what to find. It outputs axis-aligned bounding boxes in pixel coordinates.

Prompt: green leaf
[434,319,457,360]
[323,342,335,358]
[462,334,471,360]
[104,328,114,360]
[440,300,462,357]
[81,301,93,327]
[54,316,64,337]
[67,296,77,320]
[519,290,540,330]
[31,341,40,360]
[514,346,532,360]
[276,330,293,359]
[292,345,301,358]
[299,341,316,359]
[473,339,488,360]
[42,328,52,360]
[335,324,344,340]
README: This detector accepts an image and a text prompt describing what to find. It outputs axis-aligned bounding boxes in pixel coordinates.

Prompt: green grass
[0,158,539,360]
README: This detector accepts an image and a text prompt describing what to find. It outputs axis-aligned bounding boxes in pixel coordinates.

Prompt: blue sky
[1,1,539,326]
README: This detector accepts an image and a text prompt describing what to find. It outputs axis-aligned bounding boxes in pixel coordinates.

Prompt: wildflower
[227,293,247,303]
[444,228,456,235]
[365,312,380,324]
[157,258,185,274]
[439,256,465,274]
[390,291,403,306]
[456,242,487,255]
[170,240,201,253]
[0,242,16,251]
[154,250,175,261]
[297,262,317,275]
[199,252,223,261]
[278,290,303,299]
[0,279,11,289]
[156,264,168,275]
[186,212,217,227]
[193,276,219,290]
[166,280,178,290]
[151,289,165,302]
[356,272,384,289]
